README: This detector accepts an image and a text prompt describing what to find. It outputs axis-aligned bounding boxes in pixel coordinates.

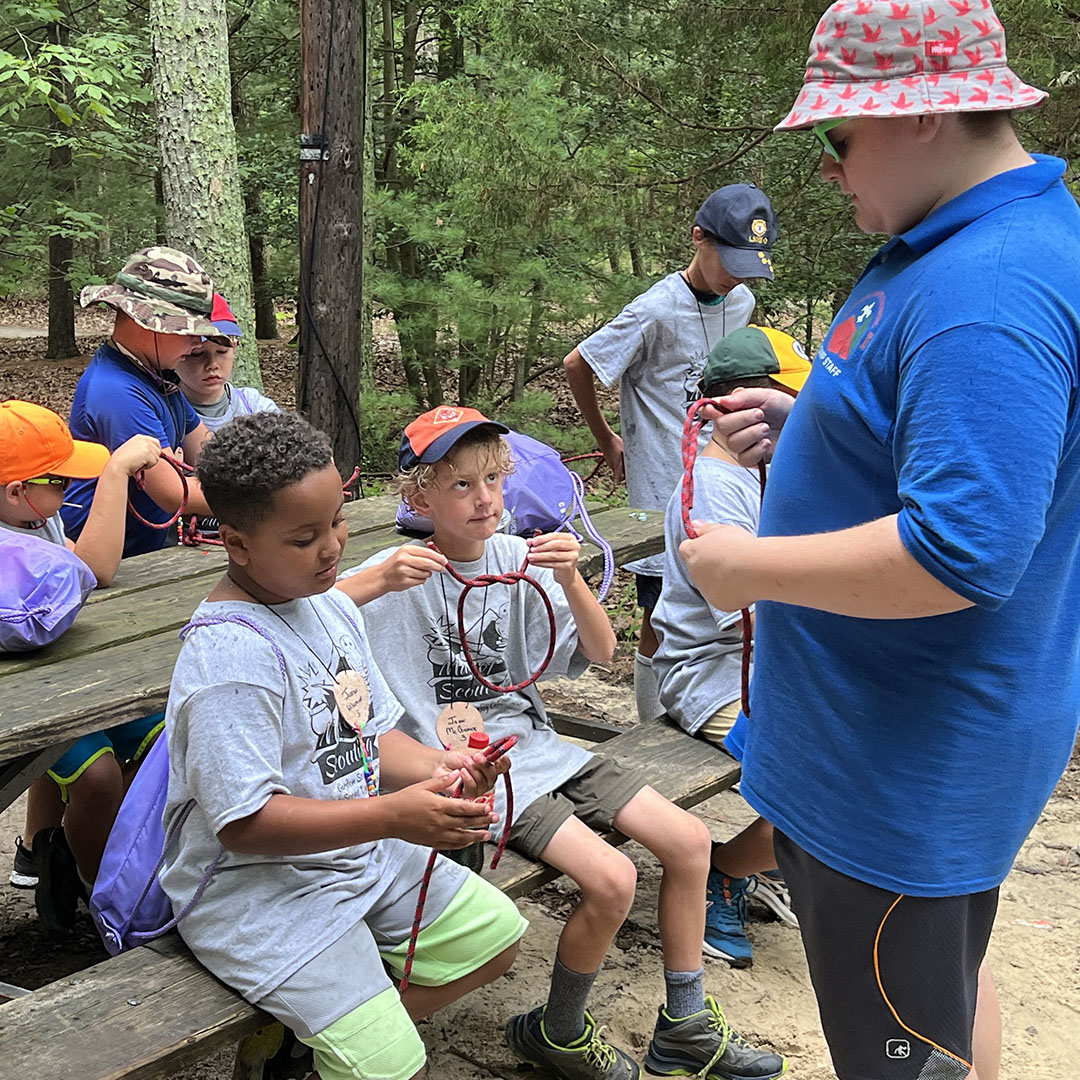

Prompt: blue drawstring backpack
[0,530,96,652]
[395,430,615,599]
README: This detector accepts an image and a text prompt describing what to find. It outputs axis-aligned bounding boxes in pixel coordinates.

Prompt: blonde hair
[396,427,514,510]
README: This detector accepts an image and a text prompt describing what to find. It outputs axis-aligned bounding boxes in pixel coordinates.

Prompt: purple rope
[569,471,614,601]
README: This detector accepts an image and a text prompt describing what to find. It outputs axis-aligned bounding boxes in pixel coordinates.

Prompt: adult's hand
[680,521,760,612]
[704,387,794,468]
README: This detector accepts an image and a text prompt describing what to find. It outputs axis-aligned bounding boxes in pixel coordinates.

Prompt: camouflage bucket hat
[80,246,219,337]
[776,0,1047,131]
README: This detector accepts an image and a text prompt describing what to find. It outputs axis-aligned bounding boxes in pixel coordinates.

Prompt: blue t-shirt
[63,342,201,557]
[743,155,1080,897]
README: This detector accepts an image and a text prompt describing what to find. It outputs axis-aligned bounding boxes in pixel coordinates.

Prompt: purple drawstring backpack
[395,430,615,599]
[88,613,315,955]
[0,530,96,652]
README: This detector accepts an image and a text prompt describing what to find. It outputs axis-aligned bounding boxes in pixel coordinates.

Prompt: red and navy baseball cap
[209,292,243,339]
[398,406,509,470]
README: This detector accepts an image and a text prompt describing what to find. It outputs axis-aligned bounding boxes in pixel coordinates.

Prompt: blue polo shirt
[743,155,1080,896]
[63,342,201,558]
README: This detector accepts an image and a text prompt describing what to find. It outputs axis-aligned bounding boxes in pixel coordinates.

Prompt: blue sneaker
[704,871,753,968]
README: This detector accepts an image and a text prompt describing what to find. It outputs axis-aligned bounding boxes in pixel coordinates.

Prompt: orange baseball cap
[0,400,111,484]
[399,406,509,470]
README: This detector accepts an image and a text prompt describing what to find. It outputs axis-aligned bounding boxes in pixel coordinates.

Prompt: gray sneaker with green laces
[506,1005,640,1080]
[644,996,787,1080]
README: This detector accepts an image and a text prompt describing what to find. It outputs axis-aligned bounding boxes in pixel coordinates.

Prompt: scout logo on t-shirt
[424,602,510,703]
[302,653,379,789]
[824,290,885,362]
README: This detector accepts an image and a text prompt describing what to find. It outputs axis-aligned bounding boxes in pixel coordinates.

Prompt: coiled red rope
[128,451,192,531]
[433,542,558,694]
[681,399,766,719]
[561,450,605,485]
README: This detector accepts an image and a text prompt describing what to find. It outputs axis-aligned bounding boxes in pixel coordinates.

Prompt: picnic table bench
[0,495,742,1080]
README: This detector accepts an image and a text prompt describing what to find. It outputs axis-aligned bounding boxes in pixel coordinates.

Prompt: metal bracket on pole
[300,133,328,161]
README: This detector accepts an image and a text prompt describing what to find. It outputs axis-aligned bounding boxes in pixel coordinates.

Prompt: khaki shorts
[698,699,741,747]
[509,755,648,860]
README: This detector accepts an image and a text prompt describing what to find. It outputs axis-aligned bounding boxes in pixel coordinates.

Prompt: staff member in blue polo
[681,4,1079,1080]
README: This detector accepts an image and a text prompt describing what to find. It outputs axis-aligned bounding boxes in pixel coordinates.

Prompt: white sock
[634,651,664,723]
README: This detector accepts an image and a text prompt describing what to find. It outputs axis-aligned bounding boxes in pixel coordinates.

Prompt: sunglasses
[25,476,72,491]
[812,117,849,162]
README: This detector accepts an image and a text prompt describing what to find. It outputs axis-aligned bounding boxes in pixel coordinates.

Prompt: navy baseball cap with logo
[694,184,778,281]
[399,406,509,470]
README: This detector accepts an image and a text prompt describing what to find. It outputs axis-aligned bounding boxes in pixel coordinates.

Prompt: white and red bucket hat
[776,0,1047,131]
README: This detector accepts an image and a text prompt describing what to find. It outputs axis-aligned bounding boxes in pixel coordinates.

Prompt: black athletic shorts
[774,830,997,1080]
[635,573,663,610]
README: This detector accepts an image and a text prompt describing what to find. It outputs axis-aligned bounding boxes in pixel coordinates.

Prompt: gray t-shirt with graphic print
[351,532,593,822]
[577,272,755,575]
[652,456,761,734]
[160,589,409,1003]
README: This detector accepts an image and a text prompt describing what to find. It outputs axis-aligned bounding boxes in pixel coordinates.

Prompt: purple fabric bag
[394,431,615,598]
[90,730,222,955]
[0,529,96,652]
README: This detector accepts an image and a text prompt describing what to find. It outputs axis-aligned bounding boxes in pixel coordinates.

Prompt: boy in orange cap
[0,399,163,928]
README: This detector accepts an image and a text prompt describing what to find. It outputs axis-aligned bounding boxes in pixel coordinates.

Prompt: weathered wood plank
[577,507,664,579]
[84,494,403,605]
[0,526,410,680]
[0,510,630,761]
[0,935,267,1080]
[488,716,740,898]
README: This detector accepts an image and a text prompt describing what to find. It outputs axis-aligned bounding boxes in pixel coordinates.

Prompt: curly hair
[196,411,334,531]
[396,426,514,510]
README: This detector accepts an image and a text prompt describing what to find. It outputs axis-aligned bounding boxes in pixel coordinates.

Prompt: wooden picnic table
[0,496,666,817]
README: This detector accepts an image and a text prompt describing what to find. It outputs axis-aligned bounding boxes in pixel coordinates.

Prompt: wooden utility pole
[298,0,364,474]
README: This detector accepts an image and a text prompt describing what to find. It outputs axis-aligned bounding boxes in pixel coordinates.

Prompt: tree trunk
[297,0,365,472]
[150,0,259,385]
[45,16,77,360]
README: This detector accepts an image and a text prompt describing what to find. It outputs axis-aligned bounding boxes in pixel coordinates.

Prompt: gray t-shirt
[160,589,409,1003]
[351,533,593,821]
[189,383,280,433]
[652,456,761,734]
[0,511,67,547]
[578,272,755,575]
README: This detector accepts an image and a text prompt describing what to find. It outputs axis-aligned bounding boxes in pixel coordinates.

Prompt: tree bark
[45,16,77,360]
[297,0,365,472]
[150,0,259,385]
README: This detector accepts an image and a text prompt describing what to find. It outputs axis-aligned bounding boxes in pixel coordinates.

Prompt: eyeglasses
[812,117,849,162]
[25,476,72,491]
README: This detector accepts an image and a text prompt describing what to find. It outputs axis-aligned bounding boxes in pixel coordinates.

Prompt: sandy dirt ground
[2,662,1077,1079]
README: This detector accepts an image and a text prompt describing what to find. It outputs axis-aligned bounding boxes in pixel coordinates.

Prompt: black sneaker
[644,997,786,1080]
[9,835,37,889]
[506,1005,640,1079]
[33,827,85,934]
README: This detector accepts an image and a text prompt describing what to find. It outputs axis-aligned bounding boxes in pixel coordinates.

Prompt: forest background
[2,0,1079,471]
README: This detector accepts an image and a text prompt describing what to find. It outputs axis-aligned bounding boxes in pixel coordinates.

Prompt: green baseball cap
[699,325,812,395]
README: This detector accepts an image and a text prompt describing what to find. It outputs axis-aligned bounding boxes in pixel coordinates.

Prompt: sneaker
[506,1004,640,1080]
[749,871,798,929]
[33,827,84,934]
[703,871,753,968]
[644,997,787,1080]
[9,835,37,889]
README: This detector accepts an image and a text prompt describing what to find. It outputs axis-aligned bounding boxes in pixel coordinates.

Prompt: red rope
[561,451,605,485]
[434,543,558,694]
[400,738,516,992]
[681,399,765,719]
[128,451,191,531]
